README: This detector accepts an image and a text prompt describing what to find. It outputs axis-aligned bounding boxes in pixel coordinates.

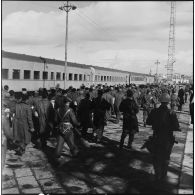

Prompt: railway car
[2,50,154,91]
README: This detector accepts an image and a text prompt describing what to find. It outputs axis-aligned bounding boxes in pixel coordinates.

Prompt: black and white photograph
[2,1,193,194]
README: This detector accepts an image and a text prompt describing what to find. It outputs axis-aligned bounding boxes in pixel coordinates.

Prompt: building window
[63,73,65,80]
[13,69,20,79]
[34,71,40,80]
[74,74,78,81]
[24,70,30,79]
[56,72,61,80]
[107,76,109,81]
[2,69,8,79]
[51,72,54,80]
[79,74,82,81]
[104,76,106,81]
[95,75,98,81]
[43,71,48,80]
[69,73,73,81]
[84,75,86,81]
[101,76,103,81]
[86,75,90,81]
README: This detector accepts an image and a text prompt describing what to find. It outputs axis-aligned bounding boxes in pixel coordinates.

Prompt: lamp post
[59,1,77,89]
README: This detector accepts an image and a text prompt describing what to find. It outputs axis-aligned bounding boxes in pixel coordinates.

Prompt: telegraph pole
[155,60,160,83]
[165,1,176,82]
[59,1,77,89]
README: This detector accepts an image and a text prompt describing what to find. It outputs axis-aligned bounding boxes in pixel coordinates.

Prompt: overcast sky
[2,1,193,76]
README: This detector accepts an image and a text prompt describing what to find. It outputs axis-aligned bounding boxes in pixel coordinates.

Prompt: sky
[2,1,193,76]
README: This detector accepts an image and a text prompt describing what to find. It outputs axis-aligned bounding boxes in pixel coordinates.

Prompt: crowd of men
[2,82,194,181]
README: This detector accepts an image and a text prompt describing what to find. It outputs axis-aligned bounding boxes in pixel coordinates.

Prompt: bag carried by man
[56,109,73,136]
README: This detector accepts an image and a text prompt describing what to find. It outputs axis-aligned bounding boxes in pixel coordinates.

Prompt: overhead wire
[6,2,169,72]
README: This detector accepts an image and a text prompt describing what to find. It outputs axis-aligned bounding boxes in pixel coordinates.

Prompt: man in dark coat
[31,90,42,138]
[77,93,93,138]
[92,90,111,143]
[146,93,180,181]
[119,89,139,149]
[34,90,50,148]
[12,94,34,155]
[76,89,85,106]
[178,86,185,111]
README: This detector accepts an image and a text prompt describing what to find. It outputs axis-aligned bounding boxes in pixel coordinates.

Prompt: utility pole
[165,1,176,82]
[155,60,160,83]
[59,1,77,89]
[40,56,46,88]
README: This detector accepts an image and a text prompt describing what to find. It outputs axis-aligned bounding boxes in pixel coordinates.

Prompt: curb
[178,123,193,194]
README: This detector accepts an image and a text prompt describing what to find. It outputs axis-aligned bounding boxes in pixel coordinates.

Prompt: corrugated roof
[2,50,154,77]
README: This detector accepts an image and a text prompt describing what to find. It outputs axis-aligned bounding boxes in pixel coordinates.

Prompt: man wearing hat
[146,93,180,181]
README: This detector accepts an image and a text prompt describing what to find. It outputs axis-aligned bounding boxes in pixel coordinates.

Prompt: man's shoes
[126,145,135,151]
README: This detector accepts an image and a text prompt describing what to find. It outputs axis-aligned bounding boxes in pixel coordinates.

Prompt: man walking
[119,89,139,149]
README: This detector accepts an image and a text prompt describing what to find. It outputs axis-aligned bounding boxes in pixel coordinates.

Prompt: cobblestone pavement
[2,103,193,194]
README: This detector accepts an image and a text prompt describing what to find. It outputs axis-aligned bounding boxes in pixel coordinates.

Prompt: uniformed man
[119,89,139,149]
[141,89,154,127]
[178,86,185,111]
[146,93,180,181]
[170,89,179,111]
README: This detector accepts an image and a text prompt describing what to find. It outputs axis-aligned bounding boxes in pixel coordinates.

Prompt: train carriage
[2,50,154,91]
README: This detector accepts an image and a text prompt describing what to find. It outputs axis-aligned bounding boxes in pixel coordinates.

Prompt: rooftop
[2,50,154,77]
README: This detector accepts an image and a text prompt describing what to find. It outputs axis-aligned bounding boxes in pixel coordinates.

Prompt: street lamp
[59,1,77,89]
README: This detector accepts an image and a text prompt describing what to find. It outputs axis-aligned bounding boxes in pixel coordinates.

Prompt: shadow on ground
[42,136,180,194]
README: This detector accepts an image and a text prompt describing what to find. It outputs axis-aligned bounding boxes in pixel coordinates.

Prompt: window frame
[43,71,48,80]
[51,72,54,80]
[34,71,40,80]
[69,73,73,81]
[24,70,31,79]
[13,69,20,80]
[2,69,9,79]
[56,72,61,80]
[74,74,78,81]
[79,74,82,81]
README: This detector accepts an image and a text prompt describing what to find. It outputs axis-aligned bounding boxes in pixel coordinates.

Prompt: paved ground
[2,103,193,194]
